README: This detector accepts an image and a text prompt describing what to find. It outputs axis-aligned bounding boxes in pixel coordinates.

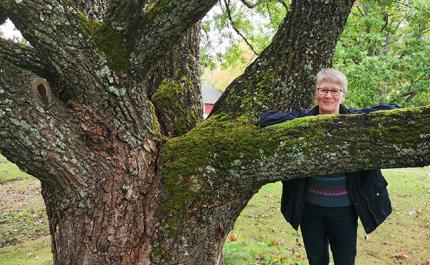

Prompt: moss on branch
[158,106,430,231]
[151,77,201,136]
[78,12,129,71]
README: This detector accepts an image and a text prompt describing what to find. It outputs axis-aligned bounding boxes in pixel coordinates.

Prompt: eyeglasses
[317,88,343,96]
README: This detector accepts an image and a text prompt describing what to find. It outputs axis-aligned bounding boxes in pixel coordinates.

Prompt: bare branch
[380,12,389,33]
[0,38,51,77]
[392,17,405,33]
[0,61,92,192]
[240,0,259,8]
[222,0,259,56]
[355,4,365,17]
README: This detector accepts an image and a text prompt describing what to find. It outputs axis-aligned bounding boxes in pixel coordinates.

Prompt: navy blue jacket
[259,104,399,233]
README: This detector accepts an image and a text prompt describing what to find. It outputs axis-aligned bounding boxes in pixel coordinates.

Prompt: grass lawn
[0,155,33,184]
[225,167,430,265]
[1,154,429,264]
[0,237,51,265]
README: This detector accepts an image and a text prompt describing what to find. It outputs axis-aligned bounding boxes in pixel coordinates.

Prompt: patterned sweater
[305,173,352,207]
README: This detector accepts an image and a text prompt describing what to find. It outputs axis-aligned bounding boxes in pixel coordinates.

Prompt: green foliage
[202,42,252,89]
[200,0,289,70]
[202,0,429,107]
[333,0,430,108]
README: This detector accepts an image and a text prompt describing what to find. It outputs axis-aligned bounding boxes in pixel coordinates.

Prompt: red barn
[201,85,223,119]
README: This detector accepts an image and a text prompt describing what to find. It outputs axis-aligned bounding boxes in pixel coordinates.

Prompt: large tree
[0,0,429,264]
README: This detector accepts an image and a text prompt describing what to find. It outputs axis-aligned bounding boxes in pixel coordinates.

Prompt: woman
[259,69,398,265]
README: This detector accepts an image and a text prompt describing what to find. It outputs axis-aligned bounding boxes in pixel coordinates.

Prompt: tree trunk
[1,0,429,264]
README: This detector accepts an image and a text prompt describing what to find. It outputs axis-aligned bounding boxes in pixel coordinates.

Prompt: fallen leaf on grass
[407,208,422,217]
[256,254,265,262]
[422,260,430,265]
[269,239,280,246]
[393,252,409,260]
[227,233,238,242]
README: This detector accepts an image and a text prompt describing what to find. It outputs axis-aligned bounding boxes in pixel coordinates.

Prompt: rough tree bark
[0,0,429,264]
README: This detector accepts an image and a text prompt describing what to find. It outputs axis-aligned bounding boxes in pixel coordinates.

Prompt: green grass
[224,167,430,265]
[0,158,429,264]
[0,178,49,248]
[0,155,33,184]
[0,236,51,265]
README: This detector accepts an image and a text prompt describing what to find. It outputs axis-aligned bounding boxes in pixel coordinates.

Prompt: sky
[0,19,23,40]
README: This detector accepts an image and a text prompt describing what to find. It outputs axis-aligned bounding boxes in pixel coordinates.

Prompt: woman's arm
[258,109,310,127]
[350,104,400,114]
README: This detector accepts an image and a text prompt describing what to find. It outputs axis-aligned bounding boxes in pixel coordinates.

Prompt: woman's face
[315,80,345,115]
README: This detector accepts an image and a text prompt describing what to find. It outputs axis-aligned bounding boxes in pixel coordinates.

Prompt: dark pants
[300,203,358,265]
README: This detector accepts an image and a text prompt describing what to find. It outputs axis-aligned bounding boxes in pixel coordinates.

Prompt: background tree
[0,0,429,264]
[203,0,430,107]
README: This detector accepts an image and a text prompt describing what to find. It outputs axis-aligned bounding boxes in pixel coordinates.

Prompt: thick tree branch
[161,107,430,197]
[0,7,7,24]
[72,0,108,20]
[1,0,109,99]
[148,25,203,137]
[0,61,92,192]
[1,0,158,142]
[128,0,218,76]
[106,0,146,26]
[0,38,50,77]
[211,0,355,117]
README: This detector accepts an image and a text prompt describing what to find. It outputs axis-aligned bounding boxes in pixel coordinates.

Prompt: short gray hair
[315,68,348,94]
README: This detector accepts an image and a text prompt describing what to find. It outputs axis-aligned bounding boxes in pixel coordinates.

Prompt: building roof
[201,85,223,104]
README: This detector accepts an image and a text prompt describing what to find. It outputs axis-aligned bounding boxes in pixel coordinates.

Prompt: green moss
[240,69,277,114]
[152,77,200,136]
[149,102,161,135]
[145,0,171,15]
[78,12,129,71]
[157,114,295,220]
[157,105,430,240]
[153,246,168,259]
